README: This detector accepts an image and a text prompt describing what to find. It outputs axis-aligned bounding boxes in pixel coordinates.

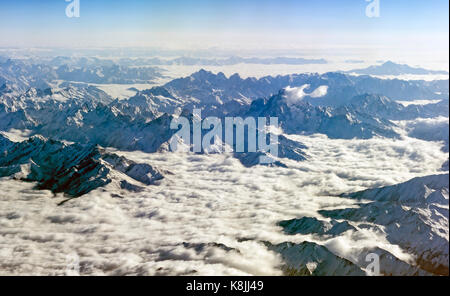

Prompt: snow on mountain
[1,84,112,106]
[0,59,56,91]
[0,85,114,131]
[2,58,449,104]
[278,217,356,236]
[348,94,449,120]
[5,79,445,162]
[276,218,431,275]
[3,68,448,125]
[1,70,448,169]
[317,174,449,275]
[0,84,180,153]
[161,69,448,110]
[55,64,164,84]
[265,241,365,276]
[44,55,328,67]
[1,53,450,277]
[2,87,309,168]
[163,70,254,106]
[112,86,189,118]
[246,89,399,139]
[0,59,164,92]
[0,69,447,164]
[273,174,449,275]
[35,107,176,153]
[233,135,307,168]
[0,135,166,197]
[346,61,449,76]
[154,56,328,66]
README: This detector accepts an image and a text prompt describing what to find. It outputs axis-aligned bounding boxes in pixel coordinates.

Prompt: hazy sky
[0,0,448,63]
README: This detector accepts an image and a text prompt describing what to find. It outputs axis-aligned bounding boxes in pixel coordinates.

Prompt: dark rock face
[0,136,166,197]
[265,241,365,276]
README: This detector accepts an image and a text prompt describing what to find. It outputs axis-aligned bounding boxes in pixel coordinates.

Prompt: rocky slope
[0,135,166,197]
[274,174,448,276]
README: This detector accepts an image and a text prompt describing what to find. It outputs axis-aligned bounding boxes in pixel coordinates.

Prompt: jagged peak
[0,136,166,197]
[139,86,174,98]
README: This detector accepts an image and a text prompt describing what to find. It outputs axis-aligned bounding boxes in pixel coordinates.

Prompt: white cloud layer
[284,85,328,106]
[0,127,447,275]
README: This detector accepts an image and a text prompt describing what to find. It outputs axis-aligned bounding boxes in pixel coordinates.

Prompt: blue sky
[0,0,448,61]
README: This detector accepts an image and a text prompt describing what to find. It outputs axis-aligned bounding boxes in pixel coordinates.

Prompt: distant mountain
[0,59,55,91]
[0,84,112,104]
[0,135,167,197]
[109,56,328,67]
[0,59,164,90]
[346,61,449,75]
[43,55,328,67]
[55,64,164,84]
[158,56,328,66]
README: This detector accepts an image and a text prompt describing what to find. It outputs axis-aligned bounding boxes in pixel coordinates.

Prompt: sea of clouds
[0,118,447,275]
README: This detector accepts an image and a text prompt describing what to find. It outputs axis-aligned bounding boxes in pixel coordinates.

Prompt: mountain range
[0,62,449,276]
[0,59,165,91]
[0,135,167,198]
[1,69,448,162]
[275,173,449,276]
